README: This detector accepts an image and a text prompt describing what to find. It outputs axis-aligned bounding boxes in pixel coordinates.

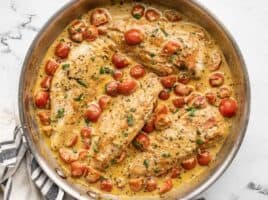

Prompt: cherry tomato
[181,157,197,170]
[84,104,102,122]
[98,95,111,110]
[70,161,86,177]
[131,4,145,19]
[82,138,91,150]
[197,151,212,166]
[118,79,137,95]
[172,97,185,108]
[68,20,86,42]
[100,179,113,192]
[45,59,59,75]
[192,95,207,109]
[133,133,150,151]
[35,91,49,108]
[105,81,119,97]
[174,83,193,96]
[158,90,170,100]
[37,111,50,125]
[83,25,99,42]
[209,72,224,87]
[55,42,70,59]
[65,135,78,147]
[162,41,181,55]
[160,75,177,89]
[164,10,182,22]
[130,64,145,79]
[129,178,144,192]
[40,76,52,90]
[205,92,217,105]
[219,98,237,117]
[146,178,157,192]
[218,87,231,99]
[159,178,173,194]
[90,9,109,26]
[124,29,144,45]
[145,8,161,22]
[170,167,181,179]
[59,148,78,163]
[81,127,92,138]
[112,53,129,69]
[142,117,155,133]
[113,70,123,80]
[178,72,190,84]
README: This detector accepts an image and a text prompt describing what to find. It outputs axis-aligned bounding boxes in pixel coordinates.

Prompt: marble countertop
[0,0,267,199]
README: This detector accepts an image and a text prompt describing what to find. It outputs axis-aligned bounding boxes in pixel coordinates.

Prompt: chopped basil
[149,53,156,58]
[161,152,171,158]
[126,114,134,126]
[132,140,142,150]
[196,139,204,145]
[160,28,169,37]
[73,93,84,101]
[62,63,70,70]
[143,159,149,168]
[186,107,196,117]
[93,144,99,153]
[133,13,142,19]
[75,79,88,88]
[84,118,90,126]
[56,108,65,119]
[100,67,113,75]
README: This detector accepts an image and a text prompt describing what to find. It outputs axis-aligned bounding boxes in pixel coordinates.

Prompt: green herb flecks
[126,114,134,126]
[122,132,129,137]
[133,13,142,20]
[62,63,70,70]
[149,53,156,58]
[161,152,171,158]
[196,138,204,145]
[56,108,65,119]
[160,28,169,37]
[74,93,84,101]
[100,67,113,75]
[75,79,88,88]
[132,140,142,150]
[93,143,99,153]
[143,159,149,168]
[84,118,90,126]
[186,107,196,117]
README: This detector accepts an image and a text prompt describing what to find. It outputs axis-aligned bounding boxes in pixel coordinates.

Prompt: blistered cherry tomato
[40,76,52,90]
[159,178,173,194]
[159,90,170,100]
[98,95,111,110]
[145,8,160,22]
[160,75,177,89]
[81,127,92,138]
[37,111,50,125]
[55,42,70,59]
[113,70,123,80]
[129,178,144,192]
[83,25,99,42]
[84,104,102,122]
[70,161,86,177]
[131,4,145,19]
[197,151,212,166]
[205,92,217,105]
[90,9,109,26]
[219,98,237,117]
[68,20,86,42]
[174,83,193,96]
[133,133,150,151]
[142,117,155,133]
[130,64,145,79]
[181,157,197,170]
[146,178,157,192]
[112,53,129,69]
[172,97,185,108]
[178,72,190,84]
[170,167,181,179]
[118,79,137,95]
[124,29,144,45]
[105,81,119,97]
[209,72,224,87]
[100,179,113,192]
[35,91,49,108]
[45,60,59,75]
[164,10,182,22]
[162,41,181,55]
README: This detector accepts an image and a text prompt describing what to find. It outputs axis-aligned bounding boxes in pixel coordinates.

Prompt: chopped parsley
[133,13,142,20]
[126,114,134,126]
[186,107,196,117]
[149,53,156,58]
[93,144,99,153]
[132,140,142,150]
[73,93,84,101]
[161,152,171,158]
[196,139,204,145]
[62,63,70,70]
[56,108,65,119]
[84,118,90,126]
[160,28,169,37]
[122,132,128,137]
[143,159,149,168]
[99,67,113,75]
[75,79,88,88]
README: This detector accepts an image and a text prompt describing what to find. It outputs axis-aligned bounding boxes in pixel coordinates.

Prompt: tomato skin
[160,75,177,89]
[181,157,197,170]
[68,20,86,42]
[105,81,119,97]
[124,29,144,45]
[131,4,145,19]
[98,95,111,110]
[172,97,185,108]
[209,72,224,87]
[55,42,70,59]
[84,104,102,122]
[130,64,145,79]
[70,161,86,177]
[133,133,150,151]
[100,179,113,192]
[158,90,170,100]
[159,178,173,194]
[83,25,99,42]
[162,41,181,55]
[81,127,92,138]
[178,72,190,84]
[45,60,59,75]
[146,178,157,192]
[37,111,50,125]
[35,91,49,108]
[90,9,109,26]
[142,117,155,133]
[219,98,237,117]
[112,53,129,69]
[205,92,217,105]
[117,79,137,95]
[40,76,52,90]
[170,167,181,179]
[197,151,212,166]
[129,178,144,192]
[145,9,161,22]
[113,70,123,80]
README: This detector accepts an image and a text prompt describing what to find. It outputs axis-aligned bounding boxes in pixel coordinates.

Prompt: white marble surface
[0,0,267,199]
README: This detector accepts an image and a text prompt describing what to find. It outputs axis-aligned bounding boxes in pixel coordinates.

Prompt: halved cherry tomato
[35,91,49,108]
[181,157,197,170]
[55,42,70,59]
[68,20,86,42]
[59,148,78,163]
[40,76,52,90]
[133,133,150,151]
[98,95,111,110]
[85,166,101,183]
[142,117,155,133]
[172,97,185,108]
[45,59,59,75]
[37,111,50,125]
[100,179,113,192]
[65,135,78,147]
[174,83,193,96]
[205,92,217,105]
[90,9,109,26]
[129,178,144,192]
[178,72,190,84]
[158,90,170,100]
[131,4,145,19]
[84,104,102,122]
[209,72,224,87]
[160,75,177,89]
[197,151,212,166]
[170,167,181,179]
[159,178,173,194]
[70,161,86,177]
[164,10,182,22]
[219,98,237,117]
[83,25,99,42]
[130,64,145,79]
[105,81,119,97]
[81,127,92,138]
[118,79,137,95]
[146,178,157,192]
[113,70,123,80]
[162,41,181,55]
[112,53,129,69]
[145,8,160,22]
[124,29,144,45]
